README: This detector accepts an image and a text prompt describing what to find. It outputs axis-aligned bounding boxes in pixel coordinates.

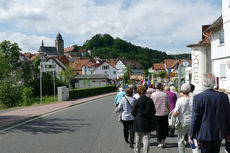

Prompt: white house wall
[223,0,230,58]
[222,0,230,24]
[116,60,126,79]
[82,66,95,75]
[212,58,230,89]
[211,30,227,59]
[94,62,117,79]
[46,59,65,77]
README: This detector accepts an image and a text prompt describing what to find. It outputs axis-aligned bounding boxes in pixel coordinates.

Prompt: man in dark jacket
[132,85,156,153]
[189,73,230,153]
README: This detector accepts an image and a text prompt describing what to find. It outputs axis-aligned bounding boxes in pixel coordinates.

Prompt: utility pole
[40,62,42,104]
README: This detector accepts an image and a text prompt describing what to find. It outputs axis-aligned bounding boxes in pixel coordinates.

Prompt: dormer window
[219,29,224,44]
[102,65,109,70]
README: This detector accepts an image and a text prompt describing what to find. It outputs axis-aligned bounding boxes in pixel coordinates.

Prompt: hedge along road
[0,95,226,153]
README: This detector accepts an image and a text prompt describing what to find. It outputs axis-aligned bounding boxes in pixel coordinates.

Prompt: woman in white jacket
[173,83,192,153]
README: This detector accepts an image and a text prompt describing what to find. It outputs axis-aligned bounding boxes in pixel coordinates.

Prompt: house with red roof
[116,59,144,80]
[82,61,117,80]
[78,49,92,57]
[150,59,192,82]
[64,47,78,57]
[70,58,95,75]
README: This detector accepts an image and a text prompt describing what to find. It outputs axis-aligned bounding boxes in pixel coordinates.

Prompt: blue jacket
[190,89,230,141]
[114,91,125,105]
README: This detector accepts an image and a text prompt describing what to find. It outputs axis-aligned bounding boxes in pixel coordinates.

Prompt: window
[219,29,224,44]
[113,71,116,74]
[104,71,108,74]
[102,65,109,70]
[220,64,226,80]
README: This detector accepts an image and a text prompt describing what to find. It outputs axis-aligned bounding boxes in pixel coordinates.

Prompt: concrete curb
[0,92,116,132]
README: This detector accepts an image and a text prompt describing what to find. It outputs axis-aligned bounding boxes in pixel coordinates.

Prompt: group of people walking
[114,73,230,153]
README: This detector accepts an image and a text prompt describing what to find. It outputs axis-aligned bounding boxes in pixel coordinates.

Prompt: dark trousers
[199,140,221,153]
[155,115,168,142]
[122,120,134,146]
[184,133,188,142]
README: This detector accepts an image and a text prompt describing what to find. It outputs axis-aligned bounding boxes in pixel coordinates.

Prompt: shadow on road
[5,118,91,135]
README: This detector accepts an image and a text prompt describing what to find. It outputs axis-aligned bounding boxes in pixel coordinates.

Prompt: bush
[22,87,33,106]
[0,80,22,108]
[29,73,67,97]
[69,85,116,99]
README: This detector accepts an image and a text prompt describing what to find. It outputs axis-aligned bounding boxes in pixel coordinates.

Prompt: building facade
[82,62,117,80]
[187,0,230,92]
[116,59,144,79]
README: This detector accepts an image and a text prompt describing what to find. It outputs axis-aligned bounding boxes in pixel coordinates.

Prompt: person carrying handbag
[173,83,192,153]
[115,87,135,148]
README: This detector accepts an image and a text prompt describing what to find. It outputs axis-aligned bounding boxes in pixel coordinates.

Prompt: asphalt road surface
[0,95,226,153]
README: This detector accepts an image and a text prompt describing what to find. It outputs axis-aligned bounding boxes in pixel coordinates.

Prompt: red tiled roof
[83,63,101,67]
[178,59,192,65]
[153,63,165,70]
[23,52,34,58]
[30,53,40,61]
[70,58,95,74]
[59,55,69,65]
[108,59,119,67]
[164,59,179,69]
[64,47,75,53]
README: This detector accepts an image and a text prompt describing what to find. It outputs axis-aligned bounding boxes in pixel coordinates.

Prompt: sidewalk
[0,92,116,131]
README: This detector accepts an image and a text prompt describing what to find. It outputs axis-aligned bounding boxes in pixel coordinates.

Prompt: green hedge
[69,85,116,99]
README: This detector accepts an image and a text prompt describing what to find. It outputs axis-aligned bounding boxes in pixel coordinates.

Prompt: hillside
[73,34,191,69]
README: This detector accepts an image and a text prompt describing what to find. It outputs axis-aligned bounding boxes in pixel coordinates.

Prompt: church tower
[55,33,64,55]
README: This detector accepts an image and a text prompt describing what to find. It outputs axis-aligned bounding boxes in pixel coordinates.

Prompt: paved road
[0,95,226,153]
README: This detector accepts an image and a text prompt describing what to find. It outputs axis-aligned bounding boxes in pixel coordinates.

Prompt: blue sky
[0,0,222,54]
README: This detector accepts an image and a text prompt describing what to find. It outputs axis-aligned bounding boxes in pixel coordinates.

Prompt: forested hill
[73,34,191,69]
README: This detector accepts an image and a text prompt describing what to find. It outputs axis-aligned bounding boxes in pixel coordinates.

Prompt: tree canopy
[0,40,21,70]
[75,34,191,70]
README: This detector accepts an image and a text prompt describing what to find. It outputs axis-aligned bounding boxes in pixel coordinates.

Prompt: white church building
[187,0,230,93]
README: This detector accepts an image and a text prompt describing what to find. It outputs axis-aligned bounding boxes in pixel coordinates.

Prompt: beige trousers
[134,132,150,153]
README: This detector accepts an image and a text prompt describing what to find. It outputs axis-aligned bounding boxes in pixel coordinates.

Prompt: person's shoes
[157,144,163,148]
[129,145,134,148]
[133,148,138,153]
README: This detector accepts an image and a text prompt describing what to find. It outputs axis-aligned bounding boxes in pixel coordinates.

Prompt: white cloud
[0,0,221,54]
[0,32,53,53]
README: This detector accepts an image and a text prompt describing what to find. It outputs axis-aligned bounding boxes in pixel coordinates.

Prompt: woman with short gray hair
[173,83,192,153]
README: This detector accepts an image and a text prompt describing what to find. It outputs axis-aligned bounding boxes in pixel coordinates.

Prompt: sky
[0,0,222,55]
